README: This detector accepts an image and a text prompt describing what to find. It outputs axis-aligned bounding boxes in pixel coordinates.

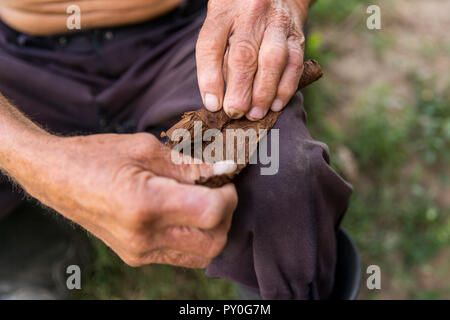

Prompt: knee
[263,122,331,188]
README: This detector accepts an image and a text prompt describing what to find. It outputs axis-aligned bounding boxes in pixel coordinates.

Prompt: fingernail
[248,107,264,120]
[204,93,220,111]
[271,99,284,112]
[213,160,237,176]
[225,107,245,119]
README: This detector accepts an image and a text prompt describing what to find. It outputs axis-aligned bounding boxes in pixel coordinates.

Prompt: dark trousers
[0,1,352,299]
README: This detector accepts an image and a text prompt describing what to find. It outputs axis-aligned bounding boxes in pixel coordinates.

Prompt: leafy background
[79,0,450,300]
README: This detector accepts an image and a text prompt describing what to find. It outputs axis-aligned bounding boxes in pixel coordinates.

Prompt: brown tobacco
[161,59,323,188]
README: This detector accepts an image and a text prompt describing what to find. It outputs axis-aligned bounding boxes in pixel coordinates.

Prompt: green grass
[309,0,371,24]
[303,1,450,296]
[304,62,450,298]
[78,240,237,300]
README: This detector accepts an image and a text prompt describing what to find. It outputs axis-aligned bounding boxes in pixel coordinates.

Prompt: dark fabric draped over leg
[205,96,353,299]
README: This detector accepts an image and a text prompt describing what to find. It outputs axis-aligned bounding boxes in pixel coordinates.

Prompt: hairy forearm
[0,94,59,191]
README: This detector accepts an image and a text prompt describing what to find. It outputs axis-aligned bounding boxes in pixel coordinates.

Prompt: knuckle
[247,0,270,13]
[122,254,144,268]
[207,235,228,258]
[289,33,306,55]
[287,40,304,70]
[134,132,158,146]
[269,7,291,28]
[166,225,193,240]
[225,185,239,207]
[261,45,287,68]
[196,34,222,59]
[121,246,216,269]
[204,4,230,25]
[201,211,223,230]
[201,196,226,229]
[291,31,306,46]
[232,68,256,86]
[229,192,238,212]
[123,232,147,255]
[202,189,238,230]
[132,133,160,157]
[229,39,258,71]
[163,250,188,267]
[217,186,237,220]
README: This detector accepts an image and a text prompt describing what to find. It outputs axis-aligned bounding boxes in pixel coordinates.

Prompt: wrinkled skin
[51,134,238,268]
[0,108,237,268]
[197,0,310,120]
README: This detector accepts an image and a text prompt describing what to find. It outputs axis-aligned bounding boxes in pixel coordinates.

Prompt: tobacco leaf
[161,59,323,188]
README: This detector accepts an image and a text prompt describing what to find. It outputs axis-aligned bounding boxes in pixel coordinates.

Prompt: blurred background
[79,0,450,300]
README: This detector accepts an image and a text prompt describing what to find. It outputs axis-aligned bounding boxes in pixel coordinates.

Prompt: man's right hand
[1,126,238,268]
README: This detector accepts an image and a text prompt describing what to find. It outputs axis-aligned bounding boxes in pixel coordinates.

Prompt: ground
[79,0,450,300]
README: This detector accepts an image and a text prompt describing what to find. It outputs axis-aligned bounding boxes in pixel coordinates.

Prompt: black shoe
[0,202,93,300]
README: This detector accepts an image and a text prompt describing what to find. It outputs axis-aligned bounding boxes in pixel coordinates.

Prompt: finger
[121,246,212,268]
[152,223,229,260]
[247,25,288,121]
[147,178,238,230]
[270,34,305,112]
[223,30,263,119]
[99,208,228,268]
[122,190,234,263]
[141,248,213,269]
[221,0,271,119]
[196,15,231,112]
[222,45,229,84]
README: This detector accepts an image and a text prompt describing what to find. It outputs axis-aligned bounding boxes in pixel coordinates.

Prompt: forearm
[0,94,60,194]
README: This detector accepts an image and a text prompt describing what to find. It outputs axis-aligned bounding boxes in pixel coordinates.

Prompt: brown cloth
[0,0,352,299]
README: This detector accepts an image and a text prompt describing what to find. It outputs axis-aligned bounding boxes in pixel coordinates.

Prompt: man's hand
[0,98,237,268]
[197,0,312,121]
[53,134,238,268]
